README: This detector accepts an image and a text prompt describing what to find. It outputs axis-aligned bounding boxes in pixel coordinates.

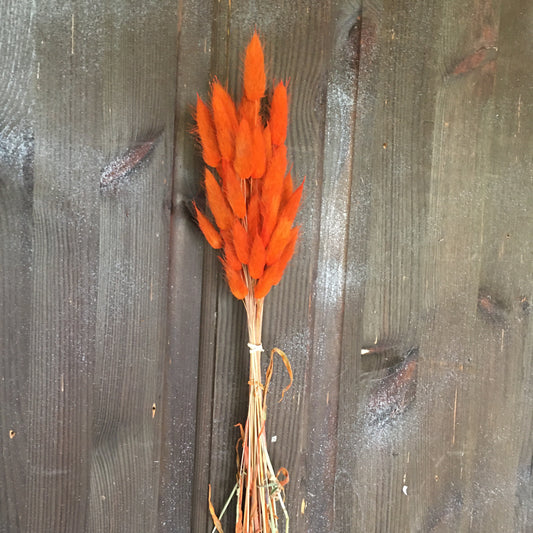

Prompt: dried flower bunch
[194,32,303,302]
[193,31,301,533]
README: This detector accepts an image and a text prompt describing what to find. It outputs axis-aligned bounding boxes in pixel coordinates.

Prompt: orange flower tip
[222,261,249,300]
[220,160,247,219]
[281,177,305,223]
[248,233,266,279]
[204,168,233,230]
[244,32,266,101]
[234,118,254,179]
[211,81,239,161]
[253,263,280,299]
[221,240,242,271]
[265,217,292,265]
[250,125,267,179]
[194,203,223,250]
[239,97,260,128]
[196,95,222,168]
[247,193,261,238]
[254,278,272,299]
[232,219,250,265]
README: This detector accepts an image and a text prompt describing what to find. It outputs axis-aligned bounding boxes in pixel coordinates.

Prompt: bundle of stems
[193,32,302,532]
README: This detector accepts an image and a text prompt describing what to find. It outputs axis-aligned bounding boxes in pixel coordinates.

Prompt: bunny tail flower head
[193,31,302,301]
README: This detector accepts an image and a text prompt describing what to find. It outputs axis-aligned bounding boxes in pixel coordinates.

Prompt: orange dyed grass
[193,31,301,533]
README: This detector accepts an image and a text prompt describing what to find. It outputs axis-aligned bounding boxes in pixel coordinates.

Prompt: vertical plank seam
[156,0,184,526]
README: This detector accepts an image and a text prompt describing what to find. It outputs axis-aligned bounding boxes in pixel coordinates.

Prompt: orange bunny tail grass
[280,177,305,223]
[243,31,266,101]
[234,118,254,179]
[204,168,234,231]
[255,226,299,298]
[196,95,221,168]
[250,125,267,178]
[222,260,248,300]
[219,160,246,219]
[253,265,279,299]
[261,145,287,242]
[265,217,292,266]
[281,170,295,205]
[193,31,298,533]
[211,81,239,160]
[222,234,243,271]
[232,219,250,265]
[194,203,223,249]
[273,226,299,285]
[248,233,266,279]
[247,193,262,238]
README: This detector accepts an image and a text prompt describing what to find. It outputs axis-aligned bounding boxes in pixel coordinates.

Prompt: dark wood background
[1,1,531,532]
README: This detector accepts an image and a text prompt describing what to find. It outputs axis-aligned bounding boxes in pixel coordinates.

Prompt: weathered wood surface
[0,1,531,532]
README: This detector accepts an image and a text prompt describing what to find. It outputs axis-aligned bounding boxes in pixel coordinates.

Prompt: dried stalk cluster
[193,32,301,532]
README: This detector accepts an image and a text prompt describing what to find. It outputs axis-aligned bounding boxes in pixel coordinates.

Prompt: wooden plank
[0,2,35,530]
[337,0,533,530]
[24,3,103,530]
[454,0,533,529]
[299,2,363,530]
[414,1,532,530]
[336,0,444,530]
[88,3,177,533]
[158,2,214,532]
[188,4,236,532]
[0,2,178,532]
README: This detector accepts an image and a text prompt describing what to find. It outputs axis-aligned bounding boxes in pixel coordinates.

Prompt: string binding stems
[248,342,264,352]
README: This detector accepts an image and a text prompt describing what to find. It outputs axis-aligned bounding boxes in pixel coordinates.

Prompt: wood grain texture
[89,4,176,533]
[158,2,213,531]
[0,2,35,530]
[1,1,177,532]
[336,1,445,531]
[25,4,102,529]
[336,0,533,531]
[0,0,532,532]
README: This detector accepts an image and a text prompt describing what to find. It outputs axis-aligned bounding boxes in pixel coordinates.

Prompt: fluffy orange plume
[263,124,272,162]
[194,203,223,249]
[211,81,239,160]
[265,144,287,182]
[261,145,287,242]
[248,233,266,279]
[281,171,294,204]
[254,265,276,299]
[243,32,266,101]
[270,226,299,286]
[222,235,243,271]
[239,96,260,127]
[219,160,246,218]
[205,168,233,230]
[234,119,254,179]
[247,193,261,238]
[265,216,292,265]
[269,82,288,146]
[280,178,304,224]
[194,32,302,305]
[254,226,298,298]
[196,95,221,168]
[232,219,250,265]
[250,125,266,179]
[222,261,248,300]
